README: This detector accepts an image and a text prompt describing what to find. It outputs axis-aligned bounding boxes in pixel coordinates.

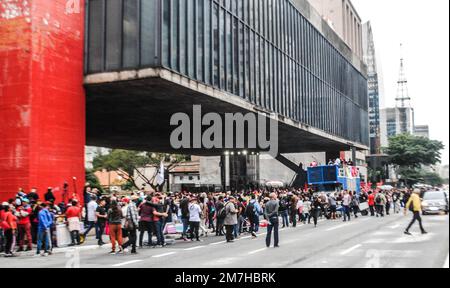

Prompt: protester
[107,201,124,254]
[188,198,202,242]
[36,202,53,256]
[122,196,139,254]
[224,197,238,243]
[66,200,82,246]
[265,193,280,248]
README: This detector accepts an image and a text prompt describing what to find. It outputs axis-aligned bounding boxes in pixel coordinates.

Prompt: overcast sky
[352,0,449,165]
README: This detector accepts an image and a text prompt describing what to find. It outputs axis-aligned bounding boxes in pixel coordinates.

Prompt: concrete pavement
[0,213,448,268]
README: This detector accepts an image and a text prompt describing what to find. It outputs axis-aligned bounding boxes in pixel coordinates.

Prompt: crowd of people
[0,184,431,258]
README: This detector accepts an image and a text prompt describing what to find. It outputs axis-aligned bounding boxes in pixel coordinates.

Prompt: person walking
[95,199,107,246]
[66,200,82,246]
[303,198,311,224]
[311,197,322,227]
[82,195,98,243]
[122,196,139,254]
[404,189,428,235]
[224,197,238,243]
[107,201,124,254]
[265,193,280,248]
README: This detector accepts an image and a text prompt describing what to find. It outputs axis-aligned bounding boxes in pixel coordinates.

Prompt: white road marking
[326,223,351,231]
[389,224,401,229]
[209,241,226,246]
[112,260,143,267]
[444,254,449,268]
[184,246,205,251]
[340,244,362,256]
[248,248,267,255]
[152,252,177,258]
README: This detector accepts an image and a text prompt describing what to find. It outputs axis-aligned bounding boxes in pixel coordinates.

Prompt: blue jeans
[253,215,260,232]
[343,206,351,221]
[181,218,189,238]
[266,217,279,247]
[84,221,96,237]
[281,210,289,227]
[37,229,51,253]
[155,220,165,245]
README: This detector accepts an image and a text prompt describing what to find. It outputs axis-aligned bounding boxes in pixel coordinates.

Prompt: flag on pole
[156,161,165,186]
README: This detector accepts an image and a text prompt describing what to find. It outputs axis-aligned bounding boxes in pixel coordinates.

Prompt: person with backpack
[350,191,360,218]
[375,192,386,217]
[223,197,238,243]
[246,194,262,237]
[279,194,289,228]
[404,189,427,235]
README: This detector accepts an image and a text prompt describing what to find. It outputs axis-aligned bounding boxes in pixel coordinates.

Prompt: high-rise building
[308,0,363,59]
[414,125,430,139]
[362,21,381,154]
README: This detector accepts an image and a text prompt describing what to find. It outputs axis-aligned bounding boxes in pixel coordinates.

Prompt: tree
[93,149,188,191]
[384,134,445,187]
[85,169,104,193]
[385,134,444,168]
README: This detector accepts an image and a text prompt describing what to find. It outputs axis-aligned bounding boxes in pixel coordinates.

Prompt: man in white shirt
[342,191,352,222]
[188,198,202,242]
[82,196,98,241]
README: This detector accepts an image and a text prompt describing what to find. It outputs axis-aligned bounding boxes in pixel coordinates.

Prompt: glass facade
[86,0,369,146]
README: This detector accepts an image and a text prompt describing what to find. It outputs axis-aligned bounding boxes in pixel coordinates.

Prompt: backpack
[375,194,382,204]
[245,202,256,218]
[217,206,227,220]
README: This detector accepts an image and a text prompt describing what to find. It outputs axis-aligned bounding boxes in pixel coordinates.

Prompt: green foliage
[85,169,104,193]
[92,149,188,191]
[398,167,444,187]
[385,134,444,168]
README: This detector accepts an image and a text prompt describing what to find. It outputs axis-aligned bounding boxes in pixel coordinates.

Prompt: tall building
[308,0,363,59]
[362,21,381,154]
[414,125,430,139]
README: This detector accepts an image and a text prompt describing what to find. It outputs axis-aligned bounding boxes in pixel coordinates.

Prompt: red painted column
[0,0,85,203]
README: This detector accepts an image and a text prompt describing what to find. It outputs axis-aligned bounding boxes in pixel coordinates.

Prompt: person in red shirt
[368,191,376,217]
[17,199,33,251]
[66,200,82,246]
[2,203,17,257]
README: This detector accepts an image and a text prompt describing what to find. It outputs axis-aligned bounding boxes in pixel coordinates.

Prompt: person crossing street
[404,189,427,235]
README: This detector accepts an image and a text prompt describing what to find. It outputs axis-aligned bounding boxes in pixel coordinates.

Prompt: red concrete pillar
[0,0,85,203]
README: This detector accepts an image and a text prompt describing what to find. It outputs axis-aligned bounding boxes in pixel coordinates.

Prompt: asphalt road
[1,213,448,268]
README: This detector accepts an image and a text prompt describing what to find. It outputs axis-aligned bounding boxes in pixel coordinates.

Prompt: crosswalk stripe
[112,260,143,267]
